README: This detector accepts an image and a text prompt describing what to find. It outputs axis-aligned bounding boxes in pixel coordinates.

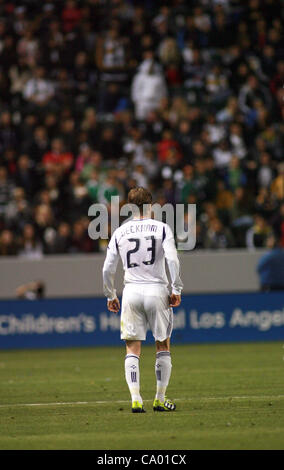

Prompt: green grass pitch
[0,341,284,450]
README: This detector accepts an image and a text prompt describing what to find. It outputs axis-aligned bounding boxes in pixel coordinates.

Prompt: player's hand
[107,297,120,313]
[169,294,181,307]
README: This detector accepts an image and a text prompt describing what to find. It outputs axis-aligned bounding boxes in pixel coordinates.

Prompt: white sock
[125,354,142,404]
[155,351,172,402]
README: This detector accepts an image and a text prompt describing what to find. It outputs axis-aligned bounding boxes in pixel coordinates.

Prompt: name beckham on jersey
[119,223,158,239]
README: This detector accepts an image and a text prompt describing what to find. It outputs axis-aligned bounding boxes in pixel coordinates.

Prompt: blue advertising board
[0,292,284,350]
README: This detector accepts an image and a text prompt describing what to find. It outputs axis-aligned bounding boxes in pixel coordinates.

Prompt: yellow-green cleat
[153,397,176,412]
[132,401,146,413]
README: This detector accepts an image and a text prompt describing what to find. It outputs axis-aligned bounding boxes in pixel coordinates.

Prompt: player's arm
[162,224,183,307]
[102,232,120,313]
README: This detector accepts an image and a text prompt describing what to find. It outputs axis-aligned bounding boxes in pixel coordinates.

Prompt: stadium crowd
[0,0,283,257]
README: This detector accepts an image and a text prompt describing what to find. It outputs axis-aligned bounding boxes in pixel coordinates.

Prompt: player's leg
[126,339,141,356]
[144,286,176,412]
[153,338,175,410]
[155,338,171,402]
[155,337,171,399]
[121,286,147,413]
[156,337,170,352]
[125,340,145,413]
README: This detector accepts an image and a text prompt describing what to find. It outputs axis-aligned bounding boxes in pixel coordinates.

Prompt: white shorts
[120,283,173,342]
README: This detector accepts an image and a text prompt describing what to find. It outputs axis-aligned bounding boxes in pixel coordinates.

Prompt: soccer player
[102,187,183,413]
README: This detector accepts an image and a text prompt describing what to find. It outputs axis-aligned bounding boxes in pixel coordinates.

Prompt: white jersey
[102,218,183,300]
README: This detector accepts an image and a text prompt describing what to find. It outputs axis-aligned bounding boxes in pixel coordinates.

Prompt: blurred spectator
[176,119,192,158]
[15,280,45,299]
[33,203,56,253]
[246,214,273,249]
[86,170,100,202]
[62,0,82,33]
[5,186,30,230]
[216,96,239,124]
[132,164,148,188]
[229,123,247,160]
[205,64,230,105]
[213,139,233,170]
[271,163,284,201]
[180,165,195,204]
[254,187,278,220]
[42,137,73,176]
[28,126,49,163]
[204,114,225,145]
[131,50,167,120]
[157,129,182,163]
[256,152,274,189]
[193,158,211,202]
[19,223,43,259]
[23,66,55,110]
[95,22,128,84]
[70,219,95,253]
[14,154,37,198]
[48,221,72,254]
[257,236,284,291]
[80,151,103,182]
[17,28,39,68]
[75,143,94,172]
[123,127,147,165]
[271,201,284,248]
[97,171,120,205]
[238,74,272,116]
[215,180,234,212]
[97,126,121,161]
[0,111,18,152]
[0,166,14,217]
[204,217,234,250]
[65,171,92,222]
[0,229,18,256]
[225,156,247,192]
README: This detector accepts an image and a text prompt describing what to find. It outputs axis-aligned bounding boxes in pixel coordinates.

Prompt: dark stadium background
[0,0,283,259]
